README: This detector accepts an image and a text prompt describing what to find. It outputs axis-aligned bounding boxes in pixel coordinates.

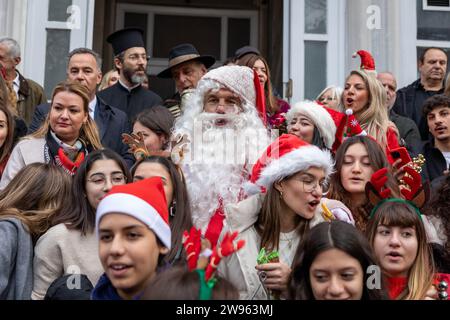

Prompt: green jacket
[16,71,46,126]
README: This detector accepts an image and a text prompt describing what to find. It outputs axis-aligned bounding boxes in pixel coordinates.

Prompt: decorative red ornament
[352,50,376,72]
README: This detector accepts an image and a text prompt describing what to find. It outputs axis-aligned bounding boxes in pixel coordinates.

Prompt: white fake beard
[182,113,252,231]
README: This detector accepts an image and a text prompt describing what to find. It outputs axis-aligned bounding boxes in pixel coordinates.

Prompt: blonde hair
[32,81,102,149]
[99,69,119,91]
[344,70,397,150]
[366,202,434,300]
[316,85,344,111]
[0,163,72,240]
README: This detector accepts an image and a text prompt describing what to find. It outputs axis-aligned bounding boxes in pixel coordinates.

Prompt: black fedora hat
[157,43,216,78]
[107,28,145,56]
[234,45,261,60]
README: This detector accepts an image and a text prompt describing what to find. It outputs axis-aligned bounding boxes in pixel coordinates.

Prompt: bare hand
[255,262,291,291]
[424,285,438,300]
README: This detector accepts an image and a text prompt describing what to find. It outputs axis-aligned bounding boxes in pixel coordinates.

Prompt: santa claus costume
[173,65,272,246]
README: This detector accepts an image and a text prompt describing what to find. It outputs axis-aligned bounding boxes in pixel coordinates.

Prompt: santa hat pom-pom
[345,109,353,116]
[243,181,263,196]
[352,52,358,58]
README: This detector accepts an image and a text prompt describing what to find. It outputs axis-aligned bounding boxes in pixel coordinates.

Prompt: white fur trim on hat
[285,101,337,149]
[96,193,171,249]
[255,145,334,190]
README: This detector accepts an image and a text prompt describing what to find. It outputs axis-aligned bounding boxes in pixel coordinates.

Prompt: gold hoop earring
[279,191,283,199]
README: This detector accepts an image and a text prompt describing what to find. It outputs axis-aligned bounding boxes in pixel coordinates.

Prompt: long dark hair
[236,53,279,113]
[288,220,388,300]
[131,156,192,264]
[51,149,131,235]
[0,103,15,164]
[327,136,399,232]
[255,184,309,253]
[0,163,72,240]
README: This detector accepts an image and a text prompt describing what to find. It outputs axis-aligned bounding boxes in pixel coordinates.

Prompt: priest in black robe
[97,28,162,122]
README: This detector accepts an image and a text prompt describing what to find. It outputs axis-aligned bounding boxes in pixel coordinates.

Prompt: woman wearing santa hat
[91,177,171,300]
[285,100,339,150]
[217,134,354,300]
[340,51,400,163]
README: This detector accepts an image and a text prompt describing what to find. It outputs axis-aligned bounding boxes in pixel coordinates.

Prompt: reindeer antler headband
[366,164,429,220]
[182,227,245,300]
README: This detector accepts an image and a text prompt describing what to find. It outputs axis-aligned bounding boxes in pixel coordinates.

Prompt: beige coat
[32,224,103,300]
[0,137,46,190]
[217,194,353,300]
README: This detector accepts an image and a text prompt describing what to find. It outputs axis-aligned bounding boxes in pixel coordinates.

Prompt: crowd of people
[0,27,449,301]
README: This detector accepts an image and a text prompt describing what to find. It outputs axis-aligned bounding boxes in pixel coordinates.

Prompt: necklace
[280,231,297,250]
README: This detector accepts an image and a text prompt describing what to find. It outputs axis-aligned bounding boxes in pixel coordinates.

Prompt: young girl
[340,70,400,161]
[132,106,175,153]
[367,201,449,300]
[91,177,171,300]
[328,136,400,232]
[288,220,388,300]
[32,149,131,299]
[0,163,71,299]
[132,156,192,265]
[286,100,337,150]
[218,134,353,300]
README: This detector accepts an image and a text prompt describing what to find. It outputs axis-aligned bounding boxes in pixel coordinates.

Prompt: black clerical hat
[107,28,145,56]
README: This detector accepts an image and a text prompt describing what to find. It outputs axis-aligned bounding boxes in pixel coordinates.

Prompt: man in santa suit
[173,65,272,246]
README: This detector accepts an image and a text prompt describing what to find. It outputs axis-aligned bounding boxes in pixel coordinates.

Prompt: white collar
[119,79,140,92]
[89,96,97,119]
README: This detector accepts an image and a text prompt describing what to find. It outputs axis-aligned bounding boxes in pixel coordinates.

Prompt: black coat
[389,110,422,156]
[393,79,445,141]
[97,82,162,122]
[421,140,448,185]
[27,96,134,167]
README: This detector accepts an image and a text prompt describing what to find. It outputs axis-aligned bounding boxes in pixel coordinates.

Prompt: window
[24,0,95,98]
[286,0,344,102]
[116,4,258,98]
[416,0,450,76]
[423,0,450,11]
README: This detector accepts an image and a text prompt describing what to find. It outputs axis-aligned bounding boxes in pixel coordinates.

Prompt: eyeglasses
[294,177,329,195]
[87,173,127,187]
[126,54,150,62]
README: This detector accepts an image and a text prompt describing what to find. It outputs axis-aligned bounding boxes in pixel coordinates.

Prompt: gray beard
[123,66,146,85]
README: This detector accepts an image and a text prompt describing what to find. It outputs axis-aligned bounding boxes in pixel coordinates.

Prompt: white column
[0,0,28,74]
[344,0,417,88]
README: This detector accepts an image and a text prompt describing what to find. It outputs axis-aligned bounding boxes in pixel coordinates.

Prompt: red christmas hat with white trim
[352,50,377,74]
[96,177,171,249]
[345,109,367,138]
[244,134,334,195]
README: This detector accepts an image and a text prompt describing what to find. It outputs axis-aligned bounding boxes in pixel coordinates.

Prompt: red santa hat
[345,109,367,138]
[285,100,337,149]
[96,177,171,249]
[245,134,334,195]
[352,50,376,74]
